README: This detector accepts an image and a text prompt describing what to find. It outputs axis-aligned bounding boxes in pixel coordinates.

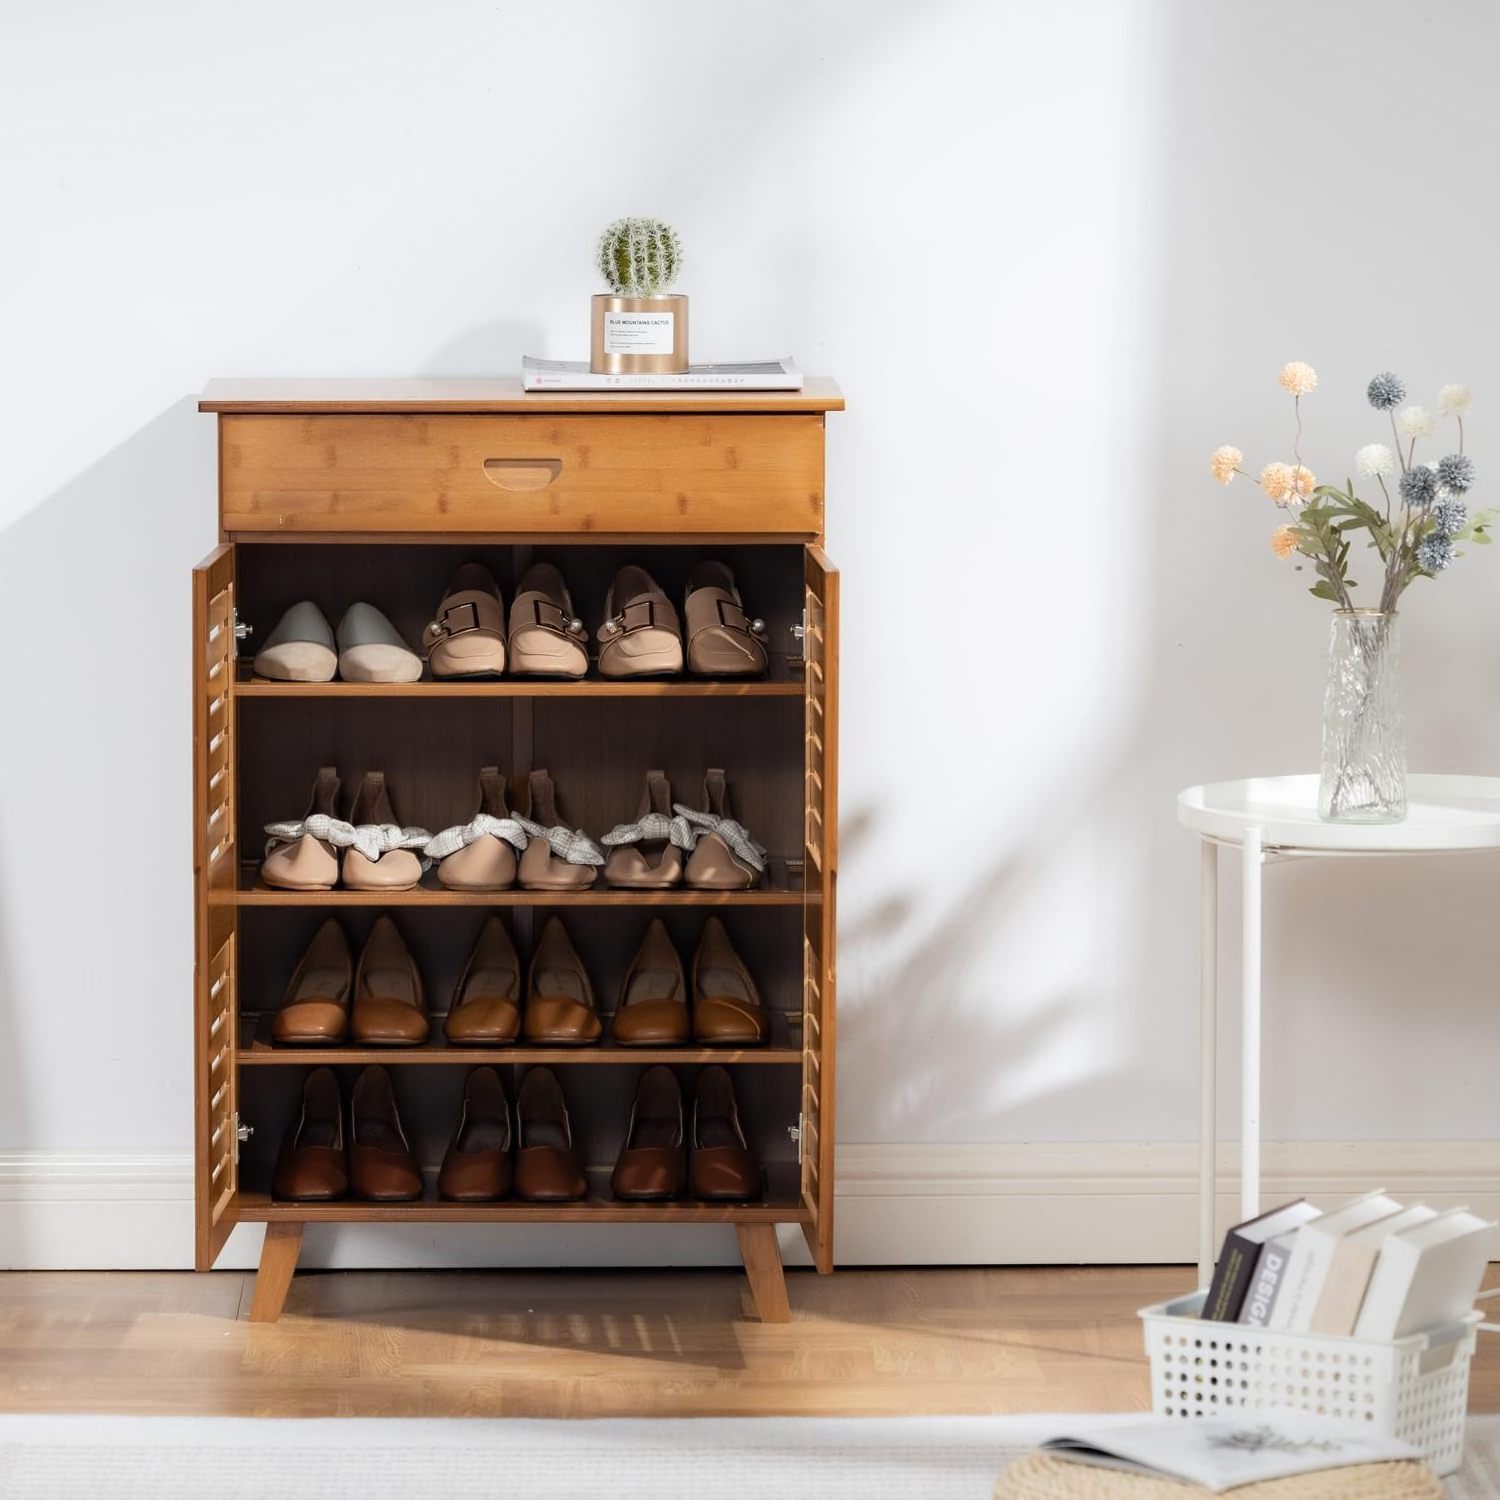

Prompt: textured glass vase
[1318,609,1407,822]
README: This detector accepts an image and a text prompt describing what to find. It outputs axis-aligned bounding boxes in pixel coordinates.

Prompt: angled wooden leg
[247,1221,303,1323]
[736,1223,791,1323]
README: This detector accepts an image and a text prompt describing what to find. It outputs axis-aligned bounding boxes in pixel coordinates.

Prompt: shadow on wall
[0,398,215,1224]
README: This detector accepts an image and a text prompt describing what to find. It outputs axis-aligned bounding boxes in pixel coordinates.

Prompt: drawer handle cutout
[483,458,563,491]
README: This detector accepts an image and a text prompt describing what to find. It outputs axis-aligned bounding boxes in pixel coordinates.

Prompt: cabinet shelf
[229,862,806,907]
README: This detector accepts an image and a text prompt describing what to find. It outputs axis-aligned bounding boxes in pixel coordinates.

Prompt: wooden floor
[2,1266,1498,1417]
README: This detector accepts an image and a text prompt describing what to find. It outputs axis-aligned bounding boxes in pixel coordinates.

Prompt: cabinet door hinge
[231,608,253,657]
[234,1114,253,1162]
[789,1113,804,1165]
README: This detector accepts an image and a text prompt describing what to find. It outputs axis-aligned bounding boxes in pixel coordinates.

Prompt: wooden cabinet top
[199,376,844,415]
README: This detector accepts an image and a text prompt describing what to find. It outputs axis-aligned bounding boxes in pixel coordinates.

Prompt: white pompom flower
[1397,405,1434,439]
[1439,384,1472,417]
[1356,443,1395,479]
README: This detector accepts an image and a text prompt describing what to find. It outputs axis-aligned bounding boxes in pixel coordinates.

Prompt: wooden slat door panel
[192,544,240,1268]
[800,545,839,1272]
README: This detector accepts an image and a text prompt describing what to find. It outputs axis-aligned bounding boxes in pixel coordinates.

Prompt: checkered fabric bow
[672,804,767,872]
[599,811,695,851]
[264,813,433,865]
[423,814,530,863]
[515,816,605,867]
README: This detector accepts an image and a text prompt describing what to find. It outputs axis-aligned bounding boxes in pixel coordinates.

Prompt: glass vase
[1318,609,1406,822]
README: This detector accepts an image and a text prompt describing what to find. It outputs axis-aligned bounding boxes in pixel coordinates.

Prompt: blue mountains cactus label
[603,310,676,355]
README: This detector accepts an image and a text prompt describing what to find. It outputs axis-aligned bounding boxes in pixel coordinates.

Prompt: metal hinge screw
[232,610,253,654]
[234,1116,253,1161]
[788,1113,804,1164]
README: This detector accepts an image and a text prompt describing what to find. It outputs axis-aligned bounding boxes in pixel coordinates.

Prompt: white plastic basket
[1140,1292,1480,1477]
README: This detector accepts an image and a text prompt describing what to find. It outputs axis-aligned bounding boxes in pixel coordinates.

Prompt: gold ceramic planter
[590,294,689,374]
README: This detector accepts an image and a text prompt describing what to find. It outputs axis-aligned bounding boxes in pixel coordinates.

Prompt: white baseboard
[3,1141,1496,1271]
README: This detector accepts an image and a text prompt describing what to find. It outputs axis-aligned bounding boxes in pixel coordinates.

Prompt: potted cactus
[590,217,688,374]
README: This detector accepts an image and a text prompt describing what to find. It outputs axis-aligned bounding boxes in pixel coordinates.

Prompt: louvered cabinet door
[192,545,240,1267]
[800,545,839,1273]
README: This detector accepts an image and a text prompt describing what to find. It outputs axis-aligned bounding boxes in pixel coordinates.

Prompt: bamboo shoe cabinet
[192,378,842,1323]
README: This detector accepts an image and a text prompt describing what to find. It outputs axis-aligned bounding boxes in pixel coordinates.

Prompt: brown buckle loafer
[595,565,683,678]
[508,562,588,679]
[690,1065,762,1201]
[437,1067,513,1202]
[272,1067,348,1201]
[691,917,770,1046]
[444,916,522,1046]
[514,1067,588,1202]
[523,916,602,1046]
[272,918,353,1044]
[611,1066,686,1201]
[423,561,507,679]
[612,917,690,1046]
[350,915,430,1046]
[684,560,767,678]
[349,1065,423,1201]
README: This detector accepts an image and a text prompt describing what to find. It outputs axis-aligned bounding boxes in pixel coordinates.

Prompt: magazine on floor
[1039,1414,1420,1492]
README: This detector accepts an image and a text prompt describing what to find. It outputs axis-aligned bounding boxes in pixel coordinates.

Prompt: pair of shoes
[274,915,427,1045]
[424,563,590,680]
[613,917,770,1046]
[612,1065,761,1202]
[437,1066,588,1202]
[273,1065,422,1201]
[442,915,769,1049]
[255,603,423,684]
[602,769,766,890]
[597,562,766,679]
[261,769,429,891]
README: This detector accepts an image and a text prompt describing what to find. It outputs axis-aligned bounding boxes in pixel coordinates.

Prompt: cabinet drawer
[220,413,825,536]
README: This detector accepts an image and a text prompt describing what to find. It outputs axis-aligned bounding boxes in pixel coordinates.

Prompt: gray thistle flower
[1431,499,1467,537]
[1367,372,1406,410]
[1437,453,1475,494]
[1399,465,1438,506]
[1417,534,1457,573]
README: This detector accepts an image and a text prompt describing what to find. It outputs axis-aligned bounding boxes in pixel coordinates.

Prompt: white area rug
[0,1414,1496,1498]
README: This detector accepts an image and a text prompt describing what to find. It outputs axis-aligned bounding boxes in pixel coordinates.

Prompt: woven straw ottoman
[995,1452,1442,1499]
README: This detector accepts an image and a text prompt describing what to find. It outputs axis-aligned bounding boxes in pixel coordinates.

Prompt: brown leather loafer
[611,918,690,1046]
[350,915,430,1046]
[518,770,601,891]
[508,562,589,679]
[444,916,522,1046]
[349,1065,423,1201]
[514,1067,587,1202]
[611,1066,686,1201]
[423,562,507,679]
[437,1067,513,1201]
[342,772,425,891]
[691,1065,761,1201]
[601,770,685,889]
[435,766,520,891]
[261,766,341,891]
[272,918,353,1044]
[272,1067,348,1201]
[691,917,770,1046]
[523,916,602,1045]
[596,565,683,678]
[684,560,768,678]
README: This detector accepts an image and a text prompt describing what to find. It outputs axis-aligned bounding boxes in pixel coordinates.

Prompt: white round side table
[1178,773,1500,1283]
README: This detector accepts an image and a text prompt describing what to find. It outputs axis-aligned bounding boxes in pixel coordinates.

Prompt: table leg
[1241,826,1263,1222]
[1198,838,1218,1285]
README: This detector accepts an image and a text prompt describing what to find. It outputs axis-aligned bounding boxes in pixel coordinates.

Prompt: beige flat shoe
[430,767,523,891]
[337,603,423,683]
[523,917,602,1046]
[679,770,767,890]
[254,601,337,683]
[601,770,686,889]
[444,917,522,1046]
[684,562,768,677]
[423,563,507,678]
[611,917,690,1046]
[596,565,683,678]
[261,767,342,890]
[509,563,589,679]
[517,770,602,891]
[342,772,426,890]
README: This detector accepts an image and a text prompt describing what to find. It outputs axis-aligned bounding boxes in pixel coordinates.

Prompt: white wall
[3,0,1499,1267]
